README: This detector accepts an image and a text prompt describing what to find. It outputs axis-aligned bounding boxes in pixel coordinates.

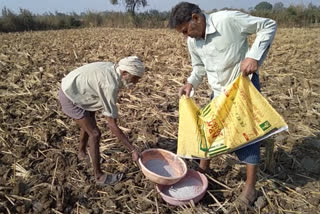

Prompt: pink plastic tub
[156,169,208,206]
[138,148,187,185]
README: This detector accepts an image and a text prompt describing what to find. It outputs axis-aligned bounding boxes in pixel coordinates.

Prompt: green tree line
[251,1,320,27]
[0,7,169,32]
[0,2,319,33]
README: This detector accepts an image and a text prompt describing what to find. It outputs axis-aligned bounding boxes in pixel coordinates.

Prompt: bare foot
[96,173,108,184]
[227,190,257,213]
[96,173,123,186]
[227,186,268,213]
[78,152,89,161]
[241,186,257,204]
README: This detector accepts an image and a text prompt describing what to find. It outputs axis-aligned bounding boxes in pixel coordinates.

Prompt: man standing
[58,56,144,185]
[169,2,277,210]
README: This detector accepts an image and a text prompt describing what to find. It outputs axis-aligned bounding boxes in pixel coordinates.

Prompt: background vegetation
[0,1,319,32]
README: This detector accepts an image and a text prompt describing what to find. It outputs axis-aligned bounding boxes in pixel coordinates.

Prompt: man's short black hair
[169,2,202,28]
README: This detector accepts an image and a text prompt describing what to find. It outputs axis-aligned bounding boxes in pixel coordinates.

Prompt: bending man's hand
[131,149,140,163]
[106,117,139,160]
[240,58,258,76]
[179,83,193,98]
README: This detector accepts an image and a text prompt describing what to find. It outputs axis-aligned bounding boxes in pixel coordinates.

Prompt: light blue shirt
[187,10,277,97]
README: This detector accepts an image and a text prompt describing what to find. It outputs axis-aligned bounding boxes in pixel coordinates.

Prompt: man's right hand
[131,149,140,163]
[179,83,193,98]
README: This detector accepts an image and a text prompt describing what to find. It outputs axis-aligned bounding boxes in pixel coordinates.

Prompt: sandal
[96,173,124,186]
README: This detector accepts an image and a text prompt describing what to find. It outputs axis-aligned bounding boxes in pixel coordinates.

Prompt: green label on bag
[260,120,271,131]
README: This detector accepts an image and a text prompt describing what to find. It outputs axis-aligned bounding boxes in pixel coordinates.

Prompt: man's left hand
[240,58,258,76]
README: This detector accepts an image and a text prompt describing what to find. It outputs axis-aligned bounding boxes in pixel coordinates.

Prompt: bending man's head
[169,2,206,40]
[118,56,145,88]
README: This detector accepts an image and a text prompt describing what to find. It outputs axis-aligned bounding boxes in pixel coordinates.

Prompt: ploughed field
[0,27,319,213]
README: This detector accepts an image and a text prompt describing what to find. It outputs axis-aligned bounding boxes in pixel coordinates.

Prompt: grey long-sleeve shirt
[61,62,121,118]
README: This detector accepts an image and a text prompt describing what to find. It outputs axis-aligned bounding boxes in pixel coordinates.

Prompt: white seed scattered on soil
[163,177,202,200]
[145,159,175,177]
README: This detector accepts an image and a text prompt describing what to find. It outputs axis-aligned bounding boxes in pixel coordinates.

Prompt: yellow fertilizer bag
[177,75,288,159]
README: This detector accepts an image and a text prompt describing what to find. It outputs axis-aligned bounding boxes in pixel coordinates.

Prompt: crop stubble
[0,27,319,213]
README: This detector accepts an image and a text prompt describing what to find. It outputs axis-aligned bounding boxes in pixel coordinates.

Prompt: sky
[0,0,319,15]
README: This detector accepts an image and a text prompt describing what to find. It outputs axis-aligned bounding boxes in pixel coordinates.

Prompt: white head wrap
[118,56,145,77]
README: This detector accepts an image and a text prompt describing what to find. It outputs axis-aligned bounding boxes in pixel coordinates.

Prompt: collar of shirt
[114,64,124,88]
[204,13,217,41]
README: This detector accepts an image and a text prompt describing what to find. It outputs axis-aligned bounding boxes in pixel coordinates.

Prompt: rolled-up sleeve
[187,38,206,89]
[232,11,277,66]
[98,86,118,118]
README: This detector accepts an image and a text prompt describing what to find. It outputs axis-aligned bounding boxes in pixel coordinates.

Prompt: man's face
[176,13,206,40]
[121,72,140,88]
